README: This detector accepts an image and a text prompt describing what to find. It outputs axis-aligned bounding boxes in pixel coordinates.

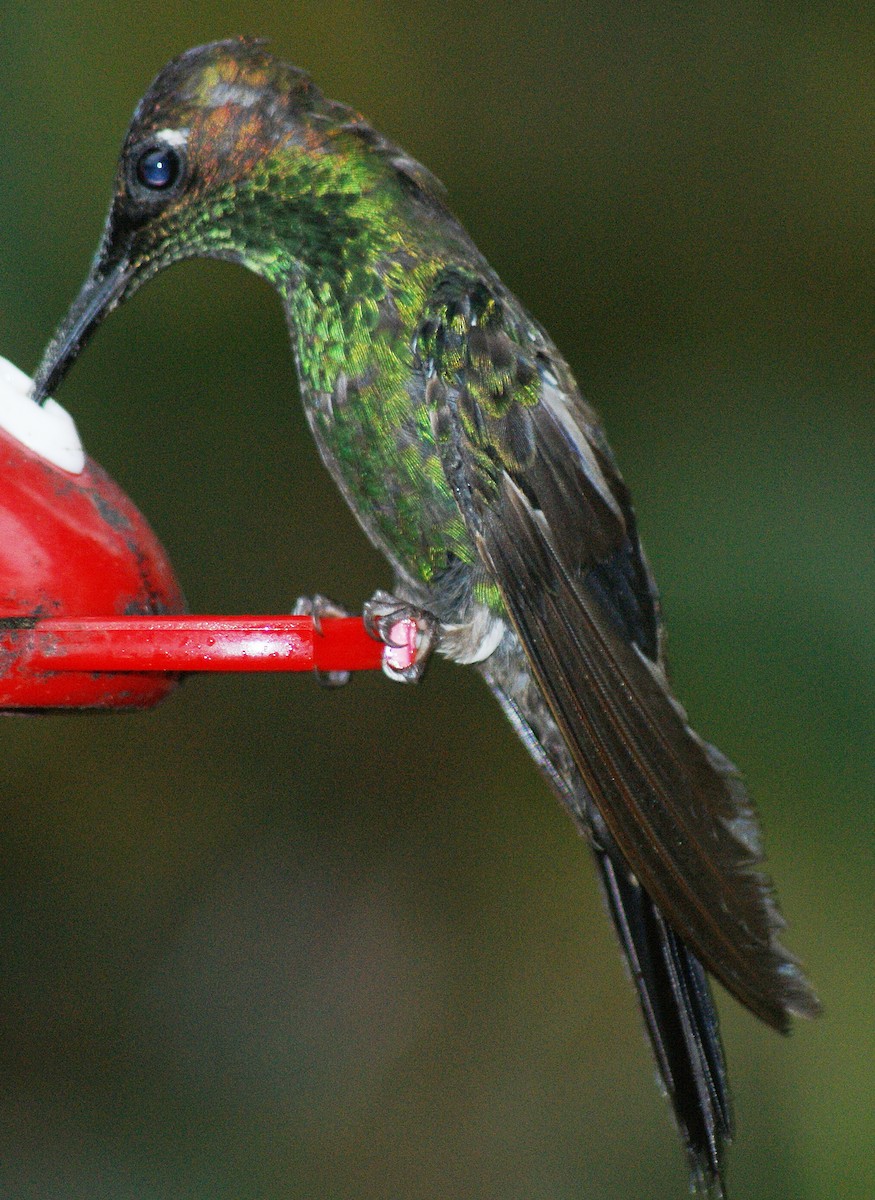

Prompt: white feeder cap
[0,355,86,474]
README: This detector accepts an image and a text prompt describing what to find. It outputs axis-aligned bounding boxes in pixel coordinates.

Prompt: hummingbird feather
[32,41,820,1195]
[420,271,818,1029]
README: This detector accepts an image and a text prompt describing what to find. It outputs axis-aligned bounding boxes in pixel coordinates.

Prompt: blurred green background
[1,3,872,1198]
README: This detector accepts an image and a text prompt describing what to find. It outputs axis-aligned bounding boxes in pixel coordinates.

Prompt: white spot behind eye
[152,127,189,148]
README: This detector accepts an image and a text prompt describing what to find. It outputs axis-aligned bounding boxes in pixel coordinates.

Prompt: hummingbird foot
[292,593,352,687]
[363,590,439,684]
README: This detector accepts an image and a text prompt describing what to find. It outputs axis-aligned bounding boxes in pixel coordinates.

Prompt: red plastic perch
[12,615,411,674]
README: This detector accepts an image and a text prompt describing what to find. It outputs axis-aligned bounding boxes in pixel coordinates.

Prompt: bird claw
[292,594,352,687]
[363,590,439,683]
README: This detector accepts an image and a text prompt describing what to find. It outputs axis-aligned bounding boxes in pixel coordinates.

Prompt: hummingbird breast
[280,232,511,661]
[281,254,481,580]
[302,365,509,664]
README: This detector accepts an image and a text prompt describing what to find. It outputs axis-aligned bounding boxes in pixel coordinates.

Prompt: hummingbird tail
[595,845,731,1197]
[480,642,730,1195]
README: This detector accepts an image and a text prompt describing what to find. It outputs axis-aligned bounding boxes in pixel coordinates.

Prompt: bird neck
[231,150,424,394]
[281,250,402,397]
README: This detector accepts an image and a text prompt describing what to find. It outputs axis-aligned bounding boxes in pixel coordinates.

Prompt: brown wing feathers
[480,476,819,1028]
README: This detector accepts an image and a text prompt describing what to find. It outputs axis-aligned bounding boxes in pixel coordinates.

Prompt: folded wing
[418,268,820,1030]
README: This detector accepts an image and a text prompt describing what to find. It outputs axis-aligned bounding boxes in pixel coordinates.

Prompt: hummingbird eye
[134,145,183,191]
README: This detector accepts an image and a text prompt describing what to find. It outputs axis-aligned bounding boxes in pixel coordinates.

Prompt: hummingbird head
[33,38,444,403]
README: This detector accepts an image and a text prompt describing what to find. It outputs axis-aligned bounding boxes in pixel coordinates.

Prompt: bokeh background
[1,3,872,1198]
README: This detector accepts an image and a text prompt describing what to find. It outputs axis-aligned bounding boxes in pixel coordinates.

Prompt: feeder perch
[0,357,410,711]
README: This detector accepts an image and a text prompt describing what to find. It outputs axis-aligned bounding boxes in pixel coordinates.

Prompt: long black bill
[31,255,133,406]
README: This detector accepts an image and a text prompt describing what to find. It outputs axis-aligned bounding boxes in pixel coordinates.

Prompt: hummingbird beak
[32,249,134,405]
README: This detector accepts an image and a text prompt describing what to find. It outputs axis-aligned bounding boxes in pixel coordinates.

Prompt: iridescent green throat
[208,143,475,585]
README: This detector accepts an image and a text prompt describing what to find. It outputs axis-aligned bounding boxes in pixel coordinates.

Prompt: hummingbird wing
[417,269,819,1031]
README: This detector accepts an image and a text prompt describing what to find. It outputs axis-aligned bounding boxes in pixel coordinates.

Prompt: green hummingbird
[32,38,819,1196]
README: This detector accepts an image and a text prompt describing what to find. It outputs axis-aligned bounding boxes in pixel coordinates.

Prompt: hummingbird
[33,38,819,1195]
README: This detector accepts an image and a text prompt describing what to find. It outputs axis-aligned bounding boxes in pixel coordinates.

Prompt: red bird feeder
[0,357,411,711]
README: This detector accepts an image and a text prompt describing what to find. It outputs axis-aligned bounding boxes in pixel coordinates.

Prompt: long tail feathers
[480,655,733,1193]
[596,846,732,1196]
